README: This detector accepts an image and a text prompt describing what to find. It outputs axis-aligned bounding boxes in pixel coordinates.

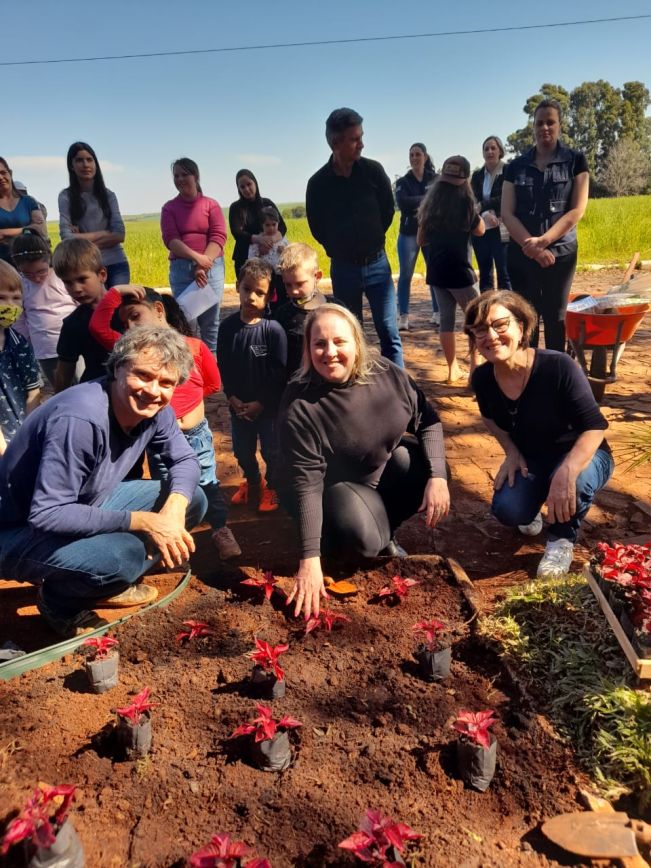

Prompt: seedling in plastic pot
[304,609,351,635]
[378,576,419,604]
[188,832,272,867]
[231,704,302,772]
[248,638,289,699]
[338,808,422,866]
[240,570,282,602]
[82,636,119,694]
[412,619,451,682]
[1,784,84,868]
[176,620,214,643]
[453,709,498,792]
[116,687,158,759]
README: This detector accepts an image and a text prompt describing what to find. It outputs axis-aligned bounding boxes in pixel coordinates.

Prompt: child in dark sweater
[216,258,287,511]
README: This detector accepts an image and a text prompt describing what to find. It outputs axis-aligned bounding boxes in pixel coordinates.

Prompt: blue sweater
[0,379,200,535]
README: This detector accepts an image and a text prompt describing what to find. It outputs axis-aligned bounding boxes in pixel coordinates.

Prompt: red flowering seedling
[176,620,214,643]
[304,609,351,635]
[231,704,301,743]
[412,619,446,652]
[188,832,272,868]
[1,784,77,857]
[116,687,157,759]
[339,808,422,866]
[81,636,118,659]
[116,687,157,725]
[231,704,302,771]
[248,638,288,681]
[240,570,281,602]
[453,710,497,749]
[378,575,419,602]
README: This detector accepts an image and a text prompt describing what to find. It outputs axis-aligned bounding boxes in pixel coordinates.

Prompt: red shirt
[88,288,221,418]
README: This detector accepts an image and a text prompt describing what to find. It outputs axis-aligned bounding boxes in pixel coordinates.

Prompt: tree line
[508,81,651,197]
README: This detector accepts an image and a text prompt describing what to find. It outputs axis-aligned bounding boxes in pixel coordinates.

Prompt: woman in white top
[470,136,511,292]
[58,142,130,288]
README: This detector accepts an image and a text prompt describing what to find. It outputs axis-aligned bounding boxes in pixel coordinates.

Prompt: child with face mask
[0,261,41,454]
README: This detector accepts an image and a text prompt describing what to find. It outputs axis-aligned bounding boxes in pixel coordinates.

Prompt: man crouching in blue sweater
[0,326,207,637]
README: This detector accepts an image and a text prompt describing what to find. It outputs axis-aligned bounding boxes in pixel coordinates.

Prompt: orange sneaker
[230,480,249,505]
[258,484,279,512]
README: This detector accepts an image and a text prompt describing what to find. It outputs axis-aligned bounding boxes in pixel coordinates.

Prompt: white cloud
[235,154,282,167]
[6,155,124,173]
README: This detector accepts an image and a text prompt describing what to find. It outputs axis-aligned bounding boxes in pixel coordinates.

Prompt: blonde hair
[52,237,103,278]
[296,303,386,385]
[0,260,23,296]
[278,242,319,274]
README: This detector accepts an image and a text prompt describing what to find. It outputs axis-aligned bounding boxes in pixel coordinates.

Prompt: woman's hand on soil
[494,452,528,490]
[287,557,328,620]
[418,477,450,527]
[546,463,577,524]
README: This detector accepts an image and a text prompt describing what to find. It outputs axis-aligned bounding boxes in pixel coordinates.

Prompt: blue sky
[4,0,651,218]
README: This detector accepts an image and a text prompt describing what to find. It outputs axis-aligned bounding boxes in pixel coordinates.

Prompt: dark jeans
[105,260,131,289]
[284,438,429,558]
[330,251,404,367]
[472,228,511,292]
[507,244,577,351]
[491,447,614,543]
[0,480,208,617]
[230,412,276,485]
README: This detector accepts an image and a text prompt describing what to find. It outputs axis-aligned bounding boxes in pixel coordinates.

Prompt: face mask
[0,304,23,328]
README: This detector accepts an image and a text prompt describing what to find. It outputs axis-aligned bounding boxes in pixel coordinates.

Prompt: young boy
[0,261,41,455]
[217,258,287,512]
[274,242,336,377]
[52,238,109,391]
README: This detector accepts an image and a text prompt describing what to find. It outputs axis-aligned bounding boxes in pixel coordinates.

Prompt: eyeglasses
[470,316,512,339]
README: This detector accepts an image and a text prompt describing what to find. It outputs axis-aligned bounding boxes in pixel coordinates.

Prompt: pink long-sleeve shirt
[160,194,227,260]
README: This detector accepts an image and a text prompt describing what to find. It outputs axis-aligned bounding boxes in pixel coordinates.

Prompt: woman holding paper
[161,158,227,354]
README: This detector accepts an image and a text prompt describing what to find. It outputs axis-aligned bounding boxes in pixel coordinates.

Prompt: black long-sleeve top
[395,167,436,236]
[471,349,609,460]
[228,197,287,266]
[276,362,446,557]
[216,313,287,410]
[306,156,395,263]
[470,167,506,216]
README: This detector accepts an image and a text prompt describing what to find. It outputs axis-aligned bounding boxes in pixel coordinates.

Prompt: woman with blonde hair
[276,303,449,619]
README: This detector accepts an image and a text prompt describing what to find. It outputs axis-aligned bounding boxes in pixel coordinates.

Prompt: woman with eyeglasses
[464,290,613,580]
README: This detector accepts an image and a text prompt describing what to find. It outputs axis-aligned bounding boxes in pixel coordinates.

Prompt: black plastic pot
[633,629,651,660]
[116,711,152,759]
[384,847,405,866]
[608,584,628,617]
[620,609,635,642]
[414,644,451,682]
[456,735,497,792]
[251,665,286,699]
[85,652,119,694]
[28,819,85,868]
[251,731,292,771]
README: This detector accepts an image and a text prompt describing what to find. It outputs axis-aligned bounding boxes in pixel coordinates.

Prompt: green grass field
[47,195,651,287]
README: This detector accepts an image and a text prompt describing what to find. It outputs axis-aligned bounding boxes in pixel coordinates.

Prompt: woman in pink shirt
[161,158,227,353]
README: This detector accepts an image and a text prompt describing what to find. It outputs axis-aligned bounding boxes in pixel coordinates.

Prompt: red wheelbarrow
[566,257,650,402]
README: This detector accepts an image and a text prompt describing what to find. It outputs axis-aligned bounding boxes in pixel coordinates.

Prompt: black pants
[507,244,577,351]
[284,439,429,559]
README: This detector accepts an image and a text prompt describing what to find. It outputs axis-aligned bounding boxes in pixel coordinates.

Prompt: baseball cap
[14,180,28,194]
[439,156,470,186]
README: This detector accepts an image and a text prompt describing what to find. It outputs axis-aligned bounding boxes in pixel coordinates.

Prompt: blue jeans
[471,229,510,292]
[169,257,225,354]
[330,252,404,367]
[105,260,131,289]
[491,447,614,543]
[396,235,437,315]
[148,418,227,531]
[230,412,275,485]
[0,481,207,617]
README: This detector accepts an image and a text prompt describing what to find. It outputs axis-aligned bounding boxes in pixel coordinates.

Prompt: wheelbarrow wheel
[589,347,608,403]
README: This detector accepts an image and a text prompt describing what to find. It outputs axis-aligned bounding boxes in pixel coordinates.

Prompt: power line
[2,14,650,68]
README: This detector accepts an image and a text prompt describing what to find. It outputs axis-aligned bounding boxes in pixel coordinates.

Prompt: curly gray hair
[105,326,194,384]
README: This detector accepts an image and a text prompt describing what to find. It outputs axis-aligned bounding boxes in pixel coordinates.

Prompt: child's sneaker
[231,481,249,505]
[212,526,242,559]
[258,482,279,513]
[536,538,574,580]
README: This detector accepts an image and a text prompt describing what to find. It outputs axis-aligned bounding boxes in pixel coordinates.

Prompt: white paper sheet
[175,280,217,319]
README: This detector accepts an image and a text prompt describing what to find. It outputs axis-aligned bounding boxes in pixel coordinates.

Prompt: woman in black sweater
[470,136,511,292]
[465,290,613,580]
[228,169,287,278]
[277,303,449,619]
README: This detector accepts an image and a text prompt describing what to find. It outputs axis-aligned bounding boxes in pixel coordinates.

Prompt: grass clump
[479,574,651,805]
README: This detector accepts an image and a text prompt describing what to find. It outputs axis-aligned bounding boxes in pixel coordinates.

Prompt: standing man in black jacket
[306,108,403,367]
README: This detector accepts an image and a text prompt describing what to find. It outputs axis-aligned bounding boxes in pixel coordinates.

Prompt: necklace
[495,351,532,426]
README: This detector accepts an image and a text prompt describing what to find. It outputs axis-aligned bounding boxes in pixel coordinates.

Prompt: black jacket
[395,167,436,236]
[228,197,287,266]
[471,167,506,216]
